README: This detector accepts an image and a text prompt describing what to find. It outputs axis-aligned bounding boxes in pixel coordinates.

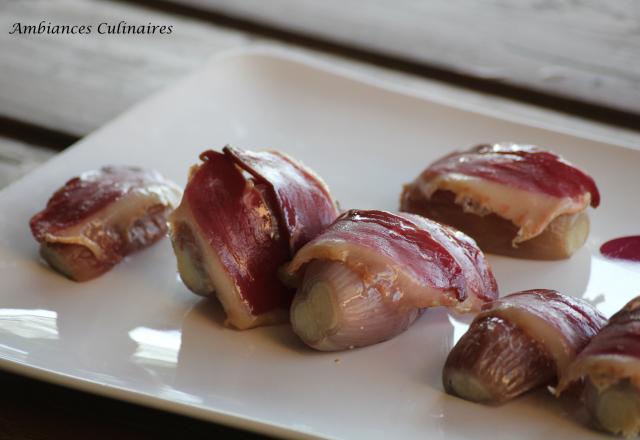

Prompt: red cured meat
[30,166,172,239]
[171,147,339,328]
[481,289,607,373]
[30,166,180,281]
[571,296,640,361]
[223,146,339,253]
[287,209,498,312]
[422,143,600,206]
[184,151,292,315]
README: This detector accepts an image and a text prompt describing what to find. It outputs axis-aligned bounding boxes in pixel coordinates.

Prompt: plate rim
[0,354,325,440]
[209,46,639,153]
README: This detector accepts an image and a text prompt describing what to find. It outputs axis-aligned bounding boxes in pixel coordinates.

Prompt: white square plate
[1,49,639,439]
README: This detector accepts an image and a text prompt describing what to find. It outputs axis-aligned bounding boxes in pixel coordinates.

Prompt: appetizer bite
[170,146,339,330]
[400,143,600,260]
[443,289,606,404]
[30,166,181,281]
[283,209,498,351]
[557,296,640,437]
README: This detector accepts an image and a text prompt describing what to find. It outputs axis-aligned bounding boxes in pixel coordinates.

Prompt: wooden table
[1,0,639,438]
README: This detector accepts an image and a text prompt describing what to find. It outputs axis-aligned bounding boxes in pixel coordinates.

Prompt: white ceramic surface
[0,49,639,440]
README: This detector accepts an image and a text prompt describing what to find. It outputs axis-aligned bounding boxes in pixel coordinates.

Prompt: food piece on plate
[400,143,600,260]
[557,296,640,437]
[443,289,606,404]
[223,147,338,253]
[283,209,498,351]
[169,146,339,330]
[30,166,182,282]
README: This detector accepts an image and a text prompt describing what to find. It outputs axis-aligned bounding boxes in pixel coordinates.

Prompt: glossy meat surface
[420,143,600,205]
[31,166,177,238]
[559,296,640,392]
[558,297,640,437]
[30,166,181,281]
[481,289,606,375]
[444,289,605,404]
[224,146,339,253]
[170,147,339,329]
[287,209,498,313]
[401,143,600,247]
[581,298,640,359]
[181,150,292,317]
[401,188,591,259]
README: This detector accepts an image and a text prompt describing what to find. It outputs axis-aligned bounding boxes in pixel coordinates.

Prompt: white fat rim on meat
[417,173,591,243]
[483,306,575,378]
[42,184,181,260]
[170,200,285,330]
[558,354,640,394]
[286,239,480,313]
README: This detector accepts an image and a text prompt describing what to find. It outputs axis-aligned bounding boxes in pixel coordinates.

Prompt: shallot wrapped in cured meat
[169,146,339,330]
[443,289,606,404]
[400,143,600,260]
[557,296,640,438]
[29,166,181,281]
[283,209,498,351]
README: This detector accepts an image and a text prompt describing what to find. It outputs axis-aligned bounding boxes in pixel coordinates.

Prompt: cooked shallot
[443,289,606,404]
[30,166,181,281]
[558,296,640,437]
[169,147,338,329]
[285,209,498,351]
